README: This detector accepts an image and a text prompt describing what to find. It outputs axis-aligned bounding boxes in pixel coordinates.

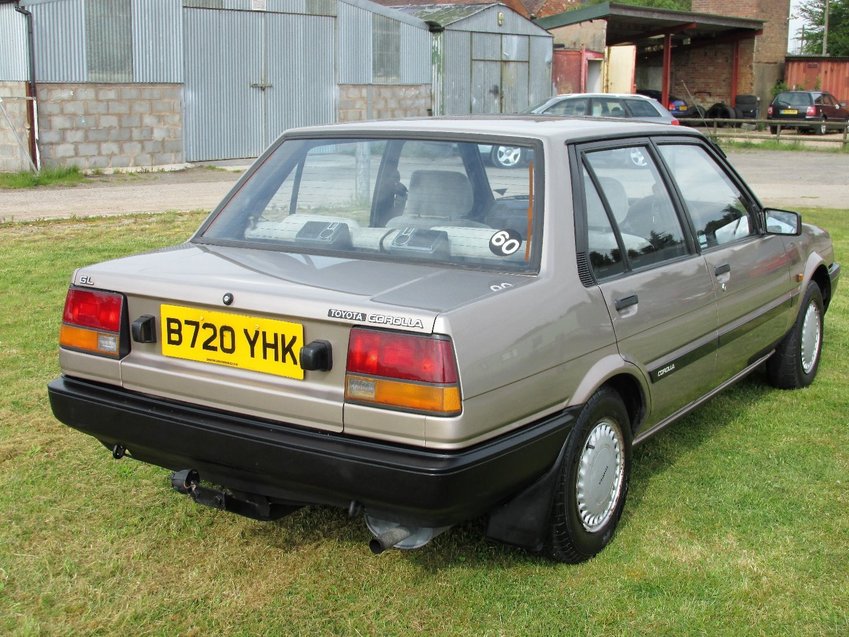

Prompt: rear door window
[583,146,688,273]
[624,98,662,118]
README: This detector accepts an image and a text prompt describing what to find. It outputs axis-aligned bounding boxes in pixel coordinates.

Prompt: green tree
[797,0,849,56]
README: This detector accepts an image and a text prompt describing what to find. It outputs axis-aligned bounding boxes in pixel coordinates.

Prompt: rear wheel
[767,281,824,389]
[547,387,632,563]
[815,118,828,135]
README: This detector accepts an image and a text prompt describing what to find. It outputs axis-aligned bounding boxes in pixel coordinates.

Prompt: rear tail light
[345,328,461,416]
[60,287,127,358]
[670,118,680,126]
[806,106,816,116]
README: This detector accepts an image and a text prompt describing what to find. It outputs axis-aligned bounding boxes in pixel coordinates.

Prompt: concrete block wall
[0,82,32,173]
[338,85,432,122]
[36,83,183,171]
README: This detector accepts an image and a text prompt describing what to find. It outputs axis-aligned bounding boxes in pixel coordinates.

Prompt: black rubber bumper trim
[829,262,841,292]
[48,376,577,527]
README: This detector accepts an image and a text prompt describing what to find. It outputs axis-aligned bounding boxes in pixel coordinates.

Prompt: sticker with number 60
[489,229,523,256]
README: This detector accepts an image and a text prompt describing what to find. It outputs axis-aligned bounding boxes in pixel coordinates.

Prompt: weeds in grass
[717,138,849,153]
[0,166,85,189]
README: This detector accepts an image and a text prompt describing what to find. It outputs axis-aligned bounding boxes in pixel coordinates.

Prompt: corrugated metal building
[392,3,552,115]
[0,0,552,171]
[785,56,849,103]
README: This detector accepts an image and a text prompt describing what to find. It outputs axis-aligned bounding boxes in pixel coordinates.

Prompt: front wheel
[766,281,824,389]
[547,388,632,563]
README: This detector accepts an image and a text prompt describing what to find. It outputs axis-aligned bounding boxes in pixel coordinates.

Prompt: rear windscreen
[197,137,542,272]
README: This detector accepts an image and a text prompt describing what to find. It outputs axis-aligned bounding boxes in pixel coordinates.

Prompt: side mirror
[764,208,801,236]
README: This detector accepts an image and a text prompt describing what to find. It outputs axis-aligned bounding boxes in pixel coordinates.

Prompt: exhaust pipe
[369,526,414,555]
[365,515,451,554]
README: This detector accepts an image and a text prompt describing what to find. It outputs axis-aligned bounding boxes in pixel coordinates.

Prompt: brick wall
[668,38,756,106]
[0,82,32,173]
[337,85,432,122]
[643,0,789,111]
[36,83,183,171]
[692,0,789,65]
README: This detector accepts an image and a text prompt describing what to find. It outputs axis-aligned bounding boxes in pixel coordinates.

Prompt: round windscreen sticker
[489,229,522,256]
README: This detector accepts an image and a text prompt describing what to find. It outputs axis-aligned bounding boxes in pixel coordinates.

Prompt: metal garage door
[184,7,335,162]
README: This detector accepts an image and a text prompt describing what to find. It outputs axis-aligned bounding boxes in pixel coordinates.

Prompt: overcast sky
[788,0,806,53]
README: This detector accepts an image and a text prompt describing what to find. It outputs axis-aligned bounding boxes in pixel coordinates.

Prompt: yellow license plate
[780,109,798,115]
[160,304,304,379]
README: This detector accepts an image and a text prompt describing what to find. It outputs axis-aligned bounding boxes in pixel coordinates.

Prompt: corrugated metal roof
[392,3,495,26]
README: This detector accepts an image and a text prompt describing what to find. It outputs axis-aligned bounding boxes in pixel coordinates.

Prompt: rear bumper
[48,376,576,527]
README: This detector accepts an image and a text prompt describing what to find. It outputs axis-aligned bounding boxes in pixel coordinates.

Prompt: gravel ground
[1,149,847,223]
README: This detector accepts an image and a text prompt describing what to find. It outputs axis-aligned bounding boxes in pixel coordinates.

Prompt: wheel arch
[600,373,646,436]
[811,262,832,311]
[569,354,648,437]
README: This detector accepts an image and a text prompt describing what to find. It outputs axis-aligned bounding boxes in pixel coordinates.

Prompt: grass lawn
[1,210,847,636]
[0,167,86,189]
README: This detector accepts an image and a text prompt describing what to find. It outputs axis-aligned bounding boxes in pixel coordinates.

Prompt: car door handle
[614,294,639,311]
[714,263,731,277]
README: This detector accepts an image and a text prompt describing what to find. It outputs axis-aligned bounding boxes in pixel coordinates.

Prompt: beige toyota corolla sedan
[49,117,839,562]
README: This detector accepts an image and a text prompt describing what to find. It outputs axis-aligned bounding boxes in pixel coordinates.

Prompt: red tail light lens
[60,287,125,358]
[767,105,774,117]
[347,330,458,383]
[806,106,816,116]
[670,118,680,126]
[63,289,123,331]
[345,328,461,415]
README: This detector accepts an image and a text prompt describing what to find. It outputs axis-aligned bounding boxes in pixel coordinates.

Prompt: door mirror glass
[764,208,801,236]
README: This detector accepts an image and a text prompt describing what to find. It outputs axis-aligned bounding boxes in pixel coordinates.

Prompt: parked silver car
[529,92,680,124]
[482,93,678,169]
[49,117,839,563]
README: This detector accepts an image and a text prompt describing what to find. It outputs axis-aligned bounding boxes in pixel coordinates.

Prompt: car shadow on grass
[233,370,774,568]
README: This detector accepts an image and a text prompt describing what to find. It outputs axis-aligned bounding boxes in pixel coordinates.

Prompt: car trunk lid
[66,244,528,435]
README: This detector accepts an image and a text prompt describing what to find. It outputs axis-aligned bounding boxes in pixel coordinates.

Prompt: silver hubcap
[800,300,822,374]
[495,146,521,167]
[576,419,624,532]
[630,148,647,167]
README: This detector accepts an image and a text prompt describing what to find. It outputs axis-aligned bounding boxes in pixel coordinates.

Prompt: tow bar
[170,469,300,521]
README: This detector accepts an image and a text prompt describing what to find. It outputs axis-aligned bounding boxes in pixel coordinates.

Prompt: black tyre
[767,281,824,389]
[769,125,778,135]
[547,388,632,563]
[815,118,828,135]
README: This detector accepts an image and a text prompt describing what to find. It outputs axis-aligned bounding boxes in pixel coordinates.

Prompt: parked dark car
[49,117,839,563]
[767,90,849,134]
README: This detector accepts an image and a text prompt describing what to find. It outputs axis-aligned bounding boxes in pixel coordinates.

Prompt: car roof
[284,115,699,145]
[549,93,657,100]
